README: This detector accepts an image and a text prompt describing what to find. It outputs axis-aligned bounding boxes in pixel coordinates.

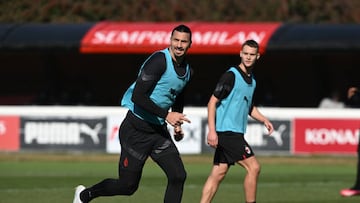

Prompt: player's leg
[238,156,261,203]
[75,147,146,202]
[340,133,360,196]
[353,142,360,189]
[200,163,229,203]
[150,126,187,203]
[154,153,187,203]
[352,130,360,190]
[74,111,151,202]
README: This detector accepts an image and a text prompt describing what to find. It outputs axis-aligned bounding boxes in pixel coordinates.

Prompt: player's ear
[256,53,260,60]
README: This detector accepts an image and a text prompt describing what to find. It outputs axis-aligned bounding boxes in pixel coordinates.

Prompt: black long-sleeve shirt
[131,51,192,119]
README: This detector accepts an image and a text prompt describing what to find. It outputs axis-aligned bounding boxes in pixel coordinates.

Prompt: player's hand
[264,119,274,135]
[173,125,184,141]
[166,112,191,127]
[207,130,218,148]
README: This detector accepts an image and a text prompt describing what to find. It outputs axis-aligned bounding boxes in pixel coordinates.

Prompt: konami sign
[80,22,280,54]
[294,119,360,154]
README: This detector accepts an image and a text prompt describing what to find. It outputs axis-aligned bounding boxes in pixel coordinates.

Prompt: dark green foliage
[1,0,360,23]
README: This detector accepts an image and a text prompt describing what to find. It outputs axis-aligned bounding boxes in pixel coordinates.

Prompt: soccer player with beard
[73,24,193,203]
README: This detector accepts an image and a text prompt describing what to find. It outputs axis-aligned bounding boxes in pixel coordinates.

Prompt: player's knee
[117,170,142,195]
[126,185,138,195]
[169,169,187,184]
[124,181,139,195]
[251,163,261,176]
[115,177,140,195]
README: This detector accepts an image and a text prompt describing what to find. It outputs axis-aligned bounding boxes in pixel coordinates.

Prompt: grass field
[0,152,359,203]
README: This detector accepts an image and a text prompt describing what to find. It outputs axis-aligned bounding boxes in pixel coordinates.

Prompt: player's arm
[171,89,186,140]
[213,71,234,100]
[207,71,234,148]
[172,91,185,113]
[207,95,218,148]
[131,52,168,118]
[249,106,274,135]
[131,53,190,127]
[171,67,194,139]
[171,67,193,113]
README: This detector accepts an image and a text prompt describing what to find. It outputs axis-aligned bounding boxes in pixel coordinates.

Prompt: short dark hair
[171,24,192,43]
[242,39,259,50]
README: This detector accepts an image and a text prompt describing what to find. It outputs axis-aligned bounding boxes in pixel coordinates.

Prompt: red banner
[294,118,360,154]
[0,116,20,151]
[80,22,280,54]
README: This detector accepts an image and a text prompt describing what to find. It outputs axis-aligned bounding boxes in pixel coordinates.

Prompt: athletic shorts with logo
[213,131,254,166]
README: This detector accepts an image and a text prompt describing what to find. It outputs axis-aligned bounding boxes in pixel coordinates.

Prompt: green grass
[0,153,359,203]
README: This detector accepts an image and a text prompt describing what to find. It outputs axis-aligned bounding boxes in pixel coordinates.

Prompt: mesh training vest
[121,48,190,125]
[215,67,256,133]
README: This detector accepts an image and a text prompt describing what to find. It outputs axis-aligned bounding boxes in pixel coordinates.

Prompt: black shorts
[213,131,254,166]
[118,111,179,172]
